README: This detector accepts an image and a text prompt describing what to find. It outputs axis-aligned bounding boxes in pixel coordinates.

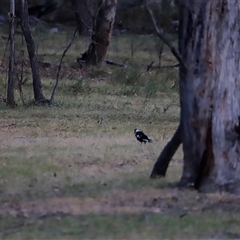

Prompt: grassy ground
[0,24,240,239]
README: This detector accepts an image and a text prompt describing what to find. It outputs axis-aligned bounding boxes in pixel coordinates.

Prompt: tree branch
[50,27,79,104]
[144,0,187,72]
[150,123,182,179]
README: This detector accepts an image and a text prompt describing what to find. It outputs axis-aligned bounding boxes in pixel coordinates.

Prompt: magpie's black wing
[140,131,152,142]
[141,132,149,139]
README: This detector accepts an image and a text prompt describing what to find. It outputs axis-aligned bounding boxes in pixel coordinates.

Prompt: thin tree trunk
[20,0,45,102]
[150,124,182,178]
[85,0,117,66]
[7,0,15,106]
[179,0,240,194]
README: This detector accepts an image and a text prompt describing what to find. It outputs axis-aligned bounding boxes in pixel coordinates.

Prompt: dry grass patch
[0,30,240,239]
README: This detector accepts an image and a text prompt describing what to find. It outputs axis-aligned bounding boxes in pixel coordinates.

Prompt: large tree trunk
[84,0,117,66]
[179,0,240,194]
[20,0,45,102]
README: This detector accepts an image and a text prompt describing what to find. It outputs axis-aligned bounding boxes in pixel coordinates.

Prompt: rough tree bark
[84,0,117,66]
[7,0,16,106]
[20,0,45,102]
[178,0,240,193]
[151,0,240,194]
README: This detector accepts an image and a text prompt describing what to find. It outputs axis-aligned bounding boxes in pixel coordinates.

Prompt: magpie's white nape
[134,129,152,144]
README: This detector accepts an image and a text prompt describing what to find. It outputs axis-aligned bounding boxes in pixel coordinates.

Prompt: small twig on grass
[146,61,154,72]
[147,63,180,72]
[106,59,127,68]
[161,63,180,69]
[170,82,176,89]
[163,96,179,113]
[50,27,79,104]
[78,57,127,68]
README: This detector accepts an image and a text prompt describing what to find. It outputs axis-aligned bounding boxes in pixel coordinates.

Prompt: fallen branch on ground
[77,57,127,68]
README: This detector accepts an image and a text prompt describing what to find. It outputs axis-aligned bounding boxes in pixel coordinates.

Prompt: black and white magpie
[134,129,152,144]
